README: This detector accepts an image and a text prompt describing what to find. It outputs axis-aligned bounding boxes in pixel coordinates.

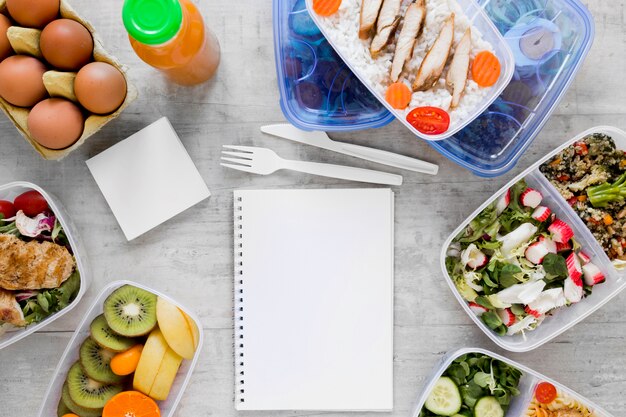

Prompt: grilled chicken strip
[370,0,402,56]
[412,14,455,91]
[0,289,25,327]
[0,234,75,291]
[390,0,426,82]
[446,28,471,108]
[359,0,384,40]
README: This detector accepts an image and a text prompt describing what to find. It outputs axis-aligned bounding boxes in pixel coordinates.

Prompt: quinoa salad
[540,133,626,267]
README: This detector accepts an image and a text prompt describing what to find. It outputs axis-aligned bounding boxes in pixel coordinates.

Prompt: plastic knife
[261,124,439,175]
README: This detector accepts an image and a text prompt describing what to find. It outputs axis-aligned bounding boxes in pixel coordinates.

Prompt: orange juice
[122,0,220,86]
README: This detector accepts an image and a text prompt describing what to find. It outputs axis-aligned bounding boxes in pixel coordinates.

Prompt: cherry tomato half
[14,190,49,217]
[535,381,557,404]
[406,106,450,135]
[0,200,16,219]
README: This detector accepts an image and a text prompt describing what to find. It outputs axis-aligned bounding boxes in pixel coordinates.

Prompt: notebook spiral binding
[234,195,245,405]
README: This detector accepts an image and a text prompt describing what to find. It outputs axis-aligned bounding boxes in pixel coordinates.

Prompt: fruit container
[305,0,515,141]
[273,0,395,131]
[411,347,613,417]
[429,0,595,176]
[0,181,90,350]
[442,126,626,352]
[37,280,203,417]
[0,0,137,160]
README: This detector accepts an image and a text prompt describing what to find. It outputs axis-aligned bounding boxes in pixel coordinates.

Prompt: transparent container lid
[273,0,394,131]
[429,0,594,177]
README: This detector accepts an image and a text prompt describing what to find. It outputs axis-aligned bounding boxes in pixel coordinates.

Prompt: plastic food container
[273,0,394,131]
[441,126,626,352]
[37,280,203,417]
[429,0,594,176]
[305,0,515,141]
[0,181,90,350]
[411,347,613,417]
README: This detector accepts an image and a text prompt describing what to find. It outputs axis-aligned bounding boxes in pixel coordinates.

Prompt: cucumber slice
[473,396,504,417]
[425,376,462,416]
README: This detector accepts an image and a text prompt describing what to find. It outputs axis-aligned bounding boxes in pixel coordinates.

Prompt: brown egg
[0,55,47,107]
[27,98,84,149]
[0,14,12,61]
[40,19,93,70]
[75,62,127,114]
[6,0,59,28]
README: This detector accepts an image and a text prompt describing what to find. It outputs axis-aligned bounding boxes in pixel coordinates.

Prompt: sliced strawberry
[525,241,549,264]
[564,276,583,303]
[461,244,488,269]
[582,263,605,286]
[532,206,551,222]
[548,219,574,243]
[496,188,511,214]
[577,251,592,265]
[469,302,488,316]
[497,308,516,326]
[524,305,542,318]
[556,240,572,252]
[566,252,582,281]
[520,188,543,208]
[539,236,557,254]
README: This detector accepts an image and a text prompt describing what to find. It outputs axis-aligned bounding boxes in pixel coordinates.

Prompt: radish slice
[520,188,543,208]
[548,219,574,243]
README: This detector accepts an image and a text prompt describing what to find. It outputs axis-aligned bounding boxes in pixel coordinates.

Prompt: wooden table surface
[1,0,624,416]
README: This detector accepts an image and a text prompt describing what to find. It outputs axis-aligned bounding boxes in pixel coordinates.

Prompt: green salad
[419,353,523,417]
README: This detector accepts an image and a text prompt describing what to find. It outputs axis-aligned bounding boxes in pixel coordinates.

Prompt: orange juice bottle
[122,0,220,86]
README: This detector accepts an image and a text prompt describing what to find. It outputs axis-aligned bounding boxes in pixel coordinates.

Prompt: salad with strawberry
[446,179,607,336]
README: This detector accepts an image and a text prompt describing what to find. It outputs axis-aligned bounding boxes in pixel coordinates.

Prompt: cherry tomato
[535,381,557,404]
[0,200,16,219]
[13,190,49,217]
[406,106,450,135]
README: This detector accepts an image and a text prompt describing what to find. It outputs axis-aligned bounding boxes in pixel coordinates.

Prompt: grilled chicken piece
[370,0,402,56]
[0,289,25,327]
[412,14,455,91]
[390,0,426,82]
[446,28,471,108]
[359,0,384,40]
[0,234,75,291]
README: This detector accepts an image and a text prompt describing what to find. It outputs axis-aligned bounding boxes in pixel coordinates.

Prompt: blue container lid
[429,0,594,177]
[272,0,395,131]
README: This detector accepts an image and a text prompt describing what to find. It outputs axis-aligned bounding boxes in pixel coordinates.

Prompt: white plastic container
[441,126,626,352]
[37,280,204,417]
[0,181,90,350]
[411,347,613,417]
[305,0,515,141]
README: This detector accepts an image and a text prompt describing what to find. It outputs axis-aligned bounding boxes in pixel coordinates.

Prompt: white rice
[313,0,496,129]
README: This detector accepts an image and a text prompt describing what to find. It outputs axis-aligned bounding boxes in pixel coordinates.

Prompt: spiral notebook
[233,189,394,411]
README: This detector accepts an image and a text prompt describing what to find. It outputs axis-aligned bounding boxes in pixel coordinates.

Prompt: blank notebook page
[234,189,394,411]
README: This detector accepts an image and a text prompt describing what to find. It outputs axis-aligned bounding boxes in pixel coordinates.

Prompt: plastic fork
[221,145,403,186]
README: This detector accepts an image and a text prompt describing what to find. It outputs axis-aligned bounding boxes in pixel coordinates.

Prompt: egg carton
[0,0,137,160]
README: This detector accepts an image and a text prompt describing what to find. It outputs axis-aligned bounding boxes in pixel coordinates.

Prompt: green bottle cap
[122,0,183,45]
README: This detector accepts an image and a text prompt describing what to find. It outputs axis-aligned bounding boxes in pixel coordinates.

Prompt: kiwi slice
[61,381,103,417]
[103,285,157,337]
[90,314,135,352]
[66,361,122,409]
[79,337,125,384]
[56,397,72,417]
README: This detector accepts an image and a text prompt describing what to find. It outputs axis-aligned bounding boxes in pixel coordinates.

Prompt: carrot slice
[313,0,342,16]
[385,82,412,110]
[472,51,501,87]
